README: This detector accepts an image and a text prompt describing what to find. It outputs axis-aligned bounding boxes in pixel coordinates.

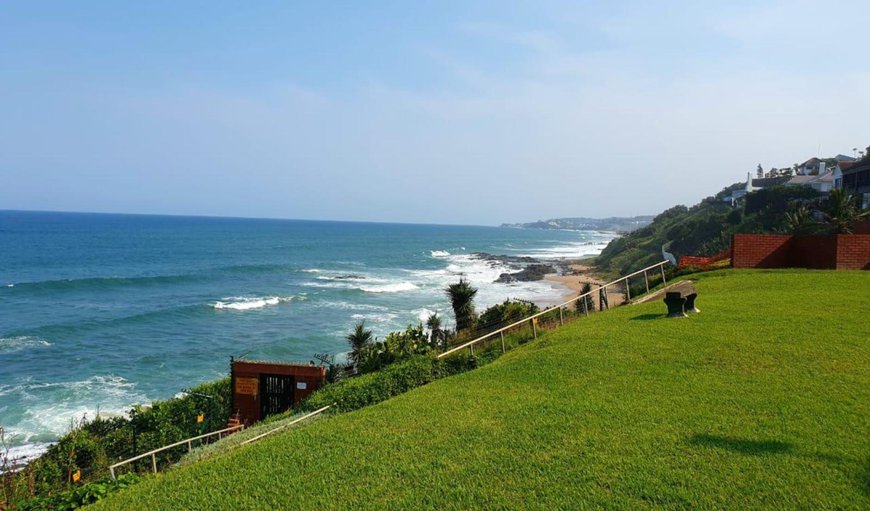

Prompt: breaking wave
[0,375,147,449]
[0,336,52,354]
[359,282,419,293]
[211,296,299,311]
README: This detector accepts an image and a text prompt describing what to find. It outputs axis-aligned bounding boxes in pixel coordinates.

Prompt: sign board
[235,377,259,396]
[72,470,81,483]
[197,414,204,423]
[296,381,307,390]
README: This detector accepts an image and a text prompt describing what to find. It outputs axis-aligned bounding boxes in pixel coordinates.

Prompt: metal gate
[260,374,294,418]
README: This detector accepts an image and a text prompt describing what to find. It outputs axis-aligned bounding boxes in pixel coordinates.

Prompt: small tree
[785,205,815,234]
[575,282,594,314]
[425,313,444,349]
[825,189,868,234]
[345,321,374,368]
[445,278,478,334]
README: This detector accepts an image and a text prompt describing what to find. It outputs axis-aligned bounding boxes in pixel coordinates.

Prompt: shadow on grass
[863,457,870,498]
[688,433,793,455]
[629,313,665,321]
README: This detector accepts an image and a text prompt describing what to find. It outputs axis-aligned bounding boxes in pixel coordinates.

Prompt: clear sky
[1,1,868,225]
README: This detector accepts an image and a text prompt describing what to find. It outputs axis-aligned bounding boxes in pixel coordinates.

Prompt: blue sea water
[0,210,614,457]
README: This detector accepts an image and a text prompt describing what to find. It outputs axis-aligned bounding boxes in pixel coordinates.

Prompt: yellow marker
[72,470,81,483]
[197,414,204,423]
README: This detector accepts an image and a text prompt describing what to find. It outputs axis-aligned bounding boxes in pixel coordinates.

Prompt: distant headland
[500,216,654,233]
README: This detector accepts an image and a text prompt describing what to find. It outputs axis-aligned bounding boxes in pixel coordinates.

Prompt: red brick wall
[836,235,870,269]
[792,236,838,269]
[732,233,870,270]
[731,234,793,268]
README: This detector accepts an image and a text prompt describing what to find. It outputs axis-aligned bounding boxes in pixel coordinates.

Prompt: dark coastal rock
[494,264,556,283]
[472,252,539,265]
[469,252,560,283]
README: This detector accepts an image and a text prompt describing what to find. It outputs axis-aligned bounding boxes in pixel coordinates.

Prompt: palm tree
[445,278,478,333]
[345,321,374,367]
[785,205,814,234]
[425,312,442,348]
[825,189,868,234]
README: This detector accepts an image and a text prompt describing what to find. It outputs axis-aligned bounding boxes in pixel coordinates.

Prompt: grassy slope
[94,270,870,510]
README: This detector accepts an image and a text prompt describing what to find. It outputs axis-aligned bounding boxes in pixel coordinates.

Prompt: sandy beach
[544,260,626,309]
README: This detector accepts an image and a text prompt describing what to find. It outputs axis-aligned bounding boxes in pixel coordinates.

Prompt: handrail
[109,424,244,479]
[106,261,667,479]
[438,260,669,358]
[240,405,332,446]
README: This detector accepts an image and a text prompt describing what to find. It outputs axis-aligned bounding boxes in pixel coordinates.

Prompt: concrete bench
[663,282,699,318]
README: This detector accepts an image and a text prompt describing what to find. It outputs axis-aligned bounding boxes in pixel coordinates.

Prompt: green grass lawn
[93,270,870,510]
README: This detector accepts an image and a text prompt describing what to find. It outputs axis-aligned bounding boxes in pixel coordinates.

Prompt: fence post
[109,466,116,480]
[187,440,192,452]
[559,307,564,325]
[583,294,589,317]
[500,331,505,353]
[151,453,157,474]
[644,270,649,294]
[625,278,631,301]
[218,431,222,441]
[469,343,474,357]
[531,319,537,339]
[660,263,667,284]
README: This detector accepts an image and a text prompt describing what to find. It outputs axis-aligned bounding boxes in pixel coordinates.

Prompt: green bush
[16,473,141,511]
[477,299,539,335]
[5,378,231,506]
[358,324,433,374]
[303,355,446,413]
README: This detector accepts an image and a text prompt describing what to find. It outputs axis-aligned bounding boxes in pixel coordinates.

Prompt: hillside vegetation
[595,185,820,276]
[93,270,870,510]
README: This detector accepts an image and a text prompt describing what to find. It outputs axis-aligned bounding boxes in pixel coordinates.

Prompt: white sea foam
[430,250,450,258]
[211,295,298,310]
[516,240,612,259]
[304,277,418,294]
[314,301,390,312]
[415,308,437,322]
[0,336,51,354]
[405,250,580,309]
[5,442,53,469]
[301,268,322,273]
[0,375,147,453]
[359,282,419,293]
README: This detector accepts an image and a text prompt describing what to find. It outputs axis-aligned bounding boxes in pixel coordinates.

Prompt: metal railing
[239,405,332,446]
[108,424,244,479]
[438,260,669,359]
[105,261,667,480]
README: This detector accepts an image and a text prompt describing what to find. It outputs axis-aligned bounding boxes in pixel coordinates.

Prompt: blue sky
[1,1,868,224]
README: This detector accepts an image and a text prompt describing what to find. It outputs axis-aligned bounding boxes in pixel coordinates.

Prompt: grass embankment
[94,270,870,510]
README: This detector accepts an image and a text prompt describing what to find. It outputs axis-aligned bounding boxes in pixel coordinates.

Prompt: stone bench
[663,282,699,318]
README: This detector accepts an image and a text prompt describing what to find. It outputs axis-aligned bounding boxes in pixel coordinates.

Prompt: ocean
[0,210,615,459]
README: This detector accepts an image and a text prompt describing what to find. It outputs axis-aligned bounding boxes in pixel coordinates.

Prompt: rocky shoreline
[471,252,571,283]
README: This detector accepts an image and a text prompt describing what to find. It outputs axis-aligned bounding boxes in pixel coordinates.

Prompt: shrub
[15,473,141,511]
[478,299,539,334]
[302,355,445,413]
[5,378,232,506]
